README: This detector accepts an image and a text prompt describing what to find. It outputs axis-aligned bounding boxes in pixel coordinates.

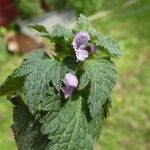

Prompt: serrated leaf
[78,72,90,90]
[16,49,69,113]
[88,115,103,139]
[75,14,91,31]
[11,95,49,150]
[28,24,49,33]
[97,33,122,56]
[16,49,49,76]
[79,58,117,118]
[23,59,55,113]
[51,61,69,91]
[51,24,73,41]
[41,98,94,150]
[0,69,24,96]
[28,24,51,39]
[75,14,97,37]
[41,86,61,112]
[102,97,112,118]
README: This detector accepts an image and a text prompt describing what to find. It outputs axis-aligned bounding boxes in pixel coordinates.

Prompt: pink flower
[61,73,78,99]
[72,31,90,61]
[72,31,90,49]
[75,48,88,61]
[90,44,97,52]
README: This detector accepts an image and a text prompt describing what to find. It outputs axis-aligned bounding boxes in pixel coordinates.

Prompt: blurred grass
[0,0,150,149]
[93,0,150,150]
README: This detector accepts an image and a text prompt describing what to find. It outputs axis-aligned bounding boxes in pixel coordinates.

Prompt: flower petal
[61,85,74,99]
[75,49,89,61]
[91,44,97,52]
[63,73,78,87]
[72,31,90,49]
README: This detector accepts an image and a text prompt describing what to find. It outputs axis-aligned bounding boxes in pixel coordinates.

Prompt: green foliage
[0,69,24,96]
[16,50,69,113]
[11,95,49,149]
[28,24,51,39]
[28,24,49,33]
[97,33,122,56]
[12,0,127,21]
[74,0,108,15]
[0,15,120,150]
[14,0,43,19]
[41,98,94,150]
[0,34,9,63]
[51,24,73,41]
[75,15,122,57]
[42,0,67,11]
[74,14,97,37]
[79,58,116,117]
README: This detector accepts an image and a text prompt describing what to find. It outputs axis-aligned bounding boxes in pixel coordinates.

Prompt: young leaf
[75,14,91,31]
[75,14,97,37]
[28,24,49,33]
[11,95,49,150]
[28,24,51,39]
[97,33,122,56]
[51,24,73,41]
[79,57,117,118]
[40,98,94,150]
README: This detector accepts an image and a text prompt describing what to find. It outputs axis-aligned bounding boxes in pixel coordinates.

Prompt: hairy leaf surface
[41,98,94,150]
[11,95,49,150]
[17,50,69,113]
[79,58,117,118]
[75,14,97,37]
[0,69,24,96]
[28,24,51,39]
[51,24,73,41]
[41,86,61,112]
[97,33,122,56]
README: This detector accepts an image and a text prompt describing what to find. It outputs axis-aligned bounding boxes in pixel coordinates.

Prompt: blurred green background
[0,0,150,150]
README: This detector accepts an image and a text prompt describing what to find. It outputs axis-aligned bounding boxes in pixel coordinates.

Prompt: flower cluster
[72,31,96,61]
[62,31,97,98]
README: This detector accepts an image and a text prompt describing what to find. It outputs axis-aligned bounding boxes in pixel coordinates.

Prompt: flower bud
[61,73,78,99]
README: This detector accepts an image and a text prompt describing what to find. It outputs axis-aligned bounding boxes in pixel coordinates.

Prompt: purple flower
[90,44,97,52]
[61,73,78,99]
[75,48,88,61]
[72,31,90,61]
[72,31,90,49]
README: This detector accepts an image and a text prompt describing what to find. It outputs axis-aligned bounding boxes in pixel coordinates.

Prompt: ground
[0,0,150,150]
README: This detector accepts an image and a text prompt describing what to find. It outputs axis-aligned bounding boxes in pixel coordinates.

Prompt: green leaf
[75,14,91,31]
[88,115,103,139]
[28,24,51,39]
[51,24,73,41]
[75,14,97,37]
[41,86,61,112]
[28,24,49,33]
[16,49,49,76]
[78,72,90,90]
[79,58,117,118]
[0,69,24,96]
[41,98,94,150]
[0,50,47,97]
[11,95,49,150]
[16,50,69,113]
[102,97,112,118]
[97,33,122,56]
